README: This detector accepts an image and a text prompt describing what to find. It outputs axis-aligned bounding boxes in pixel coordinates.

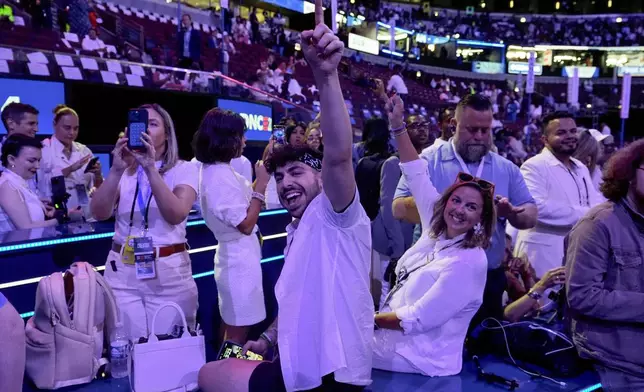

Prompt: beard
[458,143,489,163]
[552,142,577,157]
[279,181,322,219]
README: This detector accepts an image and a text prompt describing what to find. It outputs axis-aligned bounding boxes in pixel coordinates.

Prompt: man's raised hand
[301,0,344,78]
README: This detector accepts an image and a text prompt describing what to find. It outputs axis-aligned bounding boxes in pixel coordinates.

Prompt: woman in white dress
[372,96,497,377]
[0,134,82,232]
[193,108,268,344]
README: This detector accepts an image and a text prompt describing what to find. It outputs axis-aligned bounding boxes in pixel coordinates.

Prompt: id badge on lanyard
[121,178,155,280]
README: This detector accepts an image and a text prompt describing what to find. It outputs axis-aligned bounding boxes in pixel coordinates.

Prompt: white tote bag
[130,302,205,392]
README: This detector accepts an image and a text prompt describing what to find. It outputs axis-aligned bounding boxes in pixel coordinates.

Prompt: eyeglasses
[455,172,495,196]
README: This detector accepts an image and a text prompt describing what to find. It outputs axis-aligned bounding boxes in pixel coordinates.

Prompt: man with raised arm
[197,2,373,392]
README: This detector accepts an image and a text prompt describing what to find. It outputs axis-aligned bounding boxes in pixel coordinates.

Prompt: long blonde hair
[138,104,179,174]
[573,131,600,174]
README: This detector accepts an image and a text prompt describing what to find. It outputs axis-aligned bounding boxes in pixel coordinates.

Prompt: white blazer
[515,148,604,277]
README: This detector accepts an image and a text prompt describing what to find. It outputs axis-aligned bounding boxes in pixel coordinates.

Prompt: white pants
[104,250,199,341]
[371,250,391,310]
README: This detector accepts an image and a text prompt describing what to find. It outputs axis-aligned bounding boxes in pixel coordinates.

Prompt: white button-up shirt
[38,136,94,209]
[515,148,604,277]
[387,74,408,95]
[275,190,373,391]
[373,159,487,376]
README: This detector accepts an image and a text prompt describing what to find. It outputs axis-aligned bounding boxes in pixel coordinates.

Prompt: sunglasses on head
[455,172,495,196]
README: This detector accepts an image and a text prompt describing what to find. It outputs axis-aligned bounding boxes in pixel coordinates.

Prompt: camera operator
[0,134,81,232]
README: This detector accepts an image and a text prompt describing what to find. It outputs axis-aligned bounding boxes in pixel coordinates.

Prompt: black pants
[469,267,507,334]
[249,358,365,392]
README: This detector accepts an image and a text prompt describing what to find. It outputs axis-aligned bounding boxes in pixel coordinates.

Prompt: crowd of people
[1,3,643,392]
[340,0,644,47]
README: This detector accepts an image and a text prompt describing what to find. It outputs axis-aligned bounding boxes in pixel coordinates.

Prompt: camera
[51,175,70,224]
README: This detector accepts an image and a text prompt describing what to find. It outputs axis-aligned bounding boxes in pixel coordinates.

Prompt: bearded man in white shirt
[198,3,373,392]
[515,112,604,278]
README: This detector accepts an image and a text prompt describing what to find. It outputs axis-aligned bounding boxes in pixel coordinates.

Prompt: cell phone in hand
[367,78,379,90]
[217,340,263,361]
[272,126,285,145]
[127,109,149,152]
[83,157,100,173]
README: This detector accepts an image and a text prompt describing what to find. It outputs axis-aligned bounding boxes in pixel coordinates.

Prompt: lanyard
[128,180,153,235]
[451,141,485,178]
[382,239,464,309]
[564,166,589,207]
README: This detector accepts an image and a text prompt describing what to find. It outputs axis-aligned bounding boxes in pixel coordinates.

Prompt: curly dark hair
[429,181,497,249]
[192,108,246,164]
[265,144,322,174]
[600,139,644,202]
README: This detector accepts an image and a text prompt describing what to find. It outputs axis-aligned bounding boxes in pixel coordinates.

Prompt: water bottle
[110,323,130,379]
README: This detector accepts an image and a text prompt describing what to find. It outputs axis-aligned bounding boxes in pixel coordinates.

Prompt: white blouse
[199,162,256,242]
[112,161,198,246]
[0,170,46,232]
[39,136,95,209]
[373,159,488,377]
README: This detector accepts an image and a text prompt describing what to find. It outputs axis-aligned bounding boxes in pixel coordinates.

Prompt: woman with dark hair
[0,134,79,231]
[372,96,496,376]
[90,104,199,341]
[565,139,644,392]
[39,104,102,214]
[284,122,306,147]
[193,108,268,343]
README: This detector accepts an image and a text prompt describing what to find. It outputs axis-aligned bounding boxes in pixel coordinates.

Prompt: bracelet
[389,122,407,134]
[374,312,380,330]
[392,129,408,137]
[251,192,266,202]
[260,332,275,347]
[527,289,542,300]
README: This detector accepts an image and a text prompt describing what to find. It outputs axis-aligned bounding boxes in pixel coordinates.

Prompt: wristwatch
[527,289,542,300]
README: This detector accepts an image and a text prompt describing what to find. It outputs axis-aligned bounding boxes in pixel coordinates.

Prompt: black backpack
[355,153,390,221]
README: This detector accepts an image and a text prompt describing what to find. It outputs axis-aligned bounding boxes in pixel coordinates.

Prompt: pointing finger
[315,0,323,26]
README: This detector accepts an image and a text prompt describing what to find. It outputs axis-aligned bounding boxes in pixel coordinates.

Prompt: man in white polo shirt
[197,2,373,392]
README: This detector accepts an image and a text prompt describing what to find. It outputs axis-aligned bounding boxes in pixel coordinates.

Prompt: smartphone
[367,78,379,90]
[127,109,148,151]
[217,340,263,361]
[83,157,100,173]
[272,126,285,145]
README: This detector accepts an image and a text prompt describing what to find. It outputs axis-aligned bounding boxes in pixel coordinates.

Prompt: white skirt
[214,234,266,326]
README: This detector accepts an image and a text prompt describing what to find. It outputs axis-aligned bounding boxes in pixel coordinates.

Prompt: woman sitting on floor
[372,95,496,377]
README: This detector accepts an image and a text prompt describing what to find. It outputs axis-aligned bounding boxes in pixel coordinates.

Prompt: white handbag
[130,302,205,392]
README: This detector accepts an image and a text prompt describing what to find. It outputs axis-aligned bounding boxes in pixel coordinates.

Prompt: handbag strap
[148,302,190,342]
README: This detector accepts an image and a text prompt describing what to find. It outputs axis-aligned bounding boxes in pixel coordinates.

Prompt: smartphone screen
[127,109,148,151]
[272,126,285,145]
[217,340,263,361]
[83,157,100,173]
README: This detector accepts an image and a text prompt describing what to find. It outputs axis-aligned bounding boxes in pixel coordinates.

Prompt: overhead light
[357,15,365,20]
[615,17,622,23]
[416,71,421,78]
[555,1,560,9]
[339,10,345,14]
[520,17,526,23]
[454,33,460,39]
[350,0,355,3]
[607,0,612,6]
[586,104,592,109]
[500,40,504,43]
[481,2,486,8]
[509,0,514,8]
[434,11,439,16]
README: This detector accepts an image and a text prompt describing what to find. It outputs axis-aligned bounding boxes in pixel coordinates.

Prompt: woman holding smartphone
[90,104,199,341]
[193,108,268,344]
[39,105,102,214]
